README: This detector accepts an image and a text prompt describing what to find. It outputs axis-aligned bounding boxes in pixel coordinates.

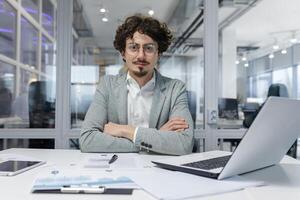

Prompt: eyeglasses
[126,43,158,56]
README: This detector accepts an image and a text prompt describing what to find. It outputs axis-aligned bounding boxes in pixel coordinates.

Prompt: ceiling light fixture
[99,8,106,13]
[272,44,279,50]
[269,53,274,59]
[148,9,154,16]
[281,49,287,54]
[290,31,298,44]
[290,38,297,44]
[235,60,240,65]
[244,63,249,67]
[102,17,108,22]
[241,52,247,61]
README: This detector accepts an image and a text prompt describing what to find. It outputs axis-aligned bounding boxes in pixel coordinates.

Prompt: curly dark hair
[114,14,173,54]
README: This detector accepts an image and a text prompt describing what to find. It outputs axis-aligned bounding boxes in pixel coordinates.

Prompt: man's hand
[104,122,135,141]
[159,117,189,132]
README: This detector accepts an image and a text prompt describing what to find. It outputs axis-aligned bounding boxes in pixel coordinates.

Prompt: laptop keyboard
[182,155,231,170]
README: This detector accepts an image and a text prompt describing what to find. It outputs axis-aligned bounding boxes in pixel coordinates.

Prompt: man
[80,14,194,155]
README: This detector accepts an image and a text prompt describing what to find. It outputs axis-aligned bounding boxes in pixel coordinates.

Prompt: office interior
[0,0,299,158]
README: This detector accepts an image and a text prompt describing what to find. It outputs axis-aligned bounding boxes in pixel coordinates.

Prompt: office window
[21,0,39,22]
[256,73,271,99]
[71,66,99,128]
[247,76,254,97]
[41,35,55,73]
[0,0,17,59]
[297,65,300,98]
[8,69,36,128]
[42,0,55,36]
[20,16,38,68]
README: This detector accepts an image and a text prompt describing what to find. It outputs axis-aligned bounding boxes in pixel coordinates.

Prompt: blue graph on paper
[32,176,136,190]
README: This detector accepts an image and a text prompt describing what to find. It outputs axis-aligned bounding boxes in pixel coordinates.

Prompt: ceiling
[78,0,179,49]
[228,0,300,55]
[74,0,300,62]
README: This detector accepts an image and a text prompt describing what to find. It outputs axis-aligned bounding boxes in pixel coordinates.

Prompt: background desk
[1,148,300,200]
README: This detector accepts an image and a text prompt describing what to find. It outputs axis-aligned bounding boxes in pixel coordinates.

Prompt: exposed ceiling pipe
[169,10,204,53]
[219,0,261,30]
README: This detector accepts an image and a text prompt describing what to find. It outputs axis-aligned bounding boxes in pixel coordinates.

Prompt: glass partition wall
[69,0,206,149]
[0,0,56,149]
[218,0,299,156]
[1,0,297,156]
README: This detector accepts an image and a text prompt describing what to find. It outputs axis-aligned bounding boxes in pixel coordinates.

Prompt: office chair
[266,83,297,158]
[242,83,297,158]
[28,81,55,149]
[0,82,12,118]
[242,102,260,128]
[217,98,241,151]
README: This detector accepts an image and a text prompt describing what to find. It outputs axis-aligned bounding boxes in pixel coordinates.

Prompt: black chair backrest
[267,83,288,97]
[28,81,55,128]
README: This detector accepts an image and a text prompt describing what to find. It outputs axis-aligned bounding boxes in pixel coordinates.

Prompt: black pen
[108,154,118,164]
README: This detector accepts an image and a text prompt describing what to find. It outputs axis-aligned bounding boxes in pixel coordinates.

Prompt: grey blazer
[80,70,194,155]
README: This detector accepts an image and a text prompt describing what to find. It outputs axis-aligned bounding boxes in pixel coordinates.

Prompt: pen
[108,154,118,164]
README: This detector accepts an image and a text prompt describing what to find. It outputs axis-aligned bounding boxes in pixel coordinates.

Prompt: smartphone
[0,160,46,176]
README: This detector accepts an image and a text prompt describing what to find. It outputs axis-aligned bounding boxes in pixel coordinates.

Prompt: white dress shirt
[126,71,156,143]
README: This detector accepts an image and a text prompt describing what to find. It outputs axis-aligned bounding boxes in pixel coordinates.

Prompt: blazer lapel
[113,73,128,124]
[148,71,166,128]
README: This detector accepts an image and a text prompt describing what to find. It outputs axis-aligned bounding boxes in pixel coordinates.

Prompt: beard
[131,59,150,77]
[132,67,148,77]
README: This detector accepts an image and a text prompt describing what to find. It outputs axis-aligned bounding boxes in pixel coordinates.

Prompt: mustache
[132,60,150,65]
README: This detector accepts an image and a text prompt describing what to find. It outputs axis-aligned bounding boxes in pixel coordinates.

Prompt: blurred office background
[0,0,299,158]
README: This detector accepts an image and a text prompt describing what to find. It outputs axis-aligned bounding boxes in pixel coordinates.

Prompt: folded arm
[79,77,139,153]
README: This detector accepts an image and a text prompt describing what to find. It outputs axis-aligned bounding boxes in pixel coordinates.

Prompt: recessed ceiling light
[100,8,106,13]
[272,45,279,50]
[281,49,287,54]
[241,56,247,61]
[244,63,249,67]
[290,38,297,44]
[235,60,240,65]
[102,17,108,22]
[269,53,274,59]
[148,9,154,16]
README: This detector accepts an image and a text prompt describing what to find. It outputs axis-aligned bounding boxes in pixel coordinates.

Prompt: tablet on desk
[0,160,46,176]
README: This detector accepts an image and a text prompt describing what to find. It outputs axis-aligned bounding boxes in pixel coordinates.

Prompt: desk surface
[1,148,300,200]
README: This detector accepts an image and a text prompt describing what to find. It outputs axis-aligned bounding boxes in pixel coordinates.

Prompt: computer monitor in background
[218,98,239,120]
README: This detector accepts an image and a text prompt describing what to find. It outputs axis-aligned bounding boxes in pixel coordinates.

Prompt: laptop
[152,97,300,180]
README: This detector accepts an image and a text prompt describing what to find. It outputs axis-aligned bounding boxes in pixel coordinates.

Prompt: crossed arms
[80,76,194,155]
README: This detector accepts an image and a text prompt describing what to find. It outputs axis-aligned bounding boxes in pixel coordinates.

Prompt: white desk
[1,148,300,200]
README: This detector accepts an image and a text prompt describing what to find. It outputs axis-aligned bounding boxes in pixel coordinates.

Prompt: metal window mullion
[56,0,73,148]
[50,0,57,9]
[15,0,21,96]
[66,129,81,139]
[0,129,56,138]
[37,0,42,78]
[13,0,56,43]
[204,0,219,151]
[19,5,41,32]
[37,30,42,79]
[0,55,19,67]
[292,46,298,99]
[41,28,55,44]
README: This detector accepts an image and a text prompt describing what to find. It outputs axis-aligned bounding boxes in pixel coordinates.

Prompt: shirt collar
[126,71,156,92]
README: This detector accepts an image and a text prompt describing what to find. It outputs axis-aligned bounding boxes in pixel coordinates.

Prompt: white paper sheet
[83,153,148,169]
[128,168,264,200]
